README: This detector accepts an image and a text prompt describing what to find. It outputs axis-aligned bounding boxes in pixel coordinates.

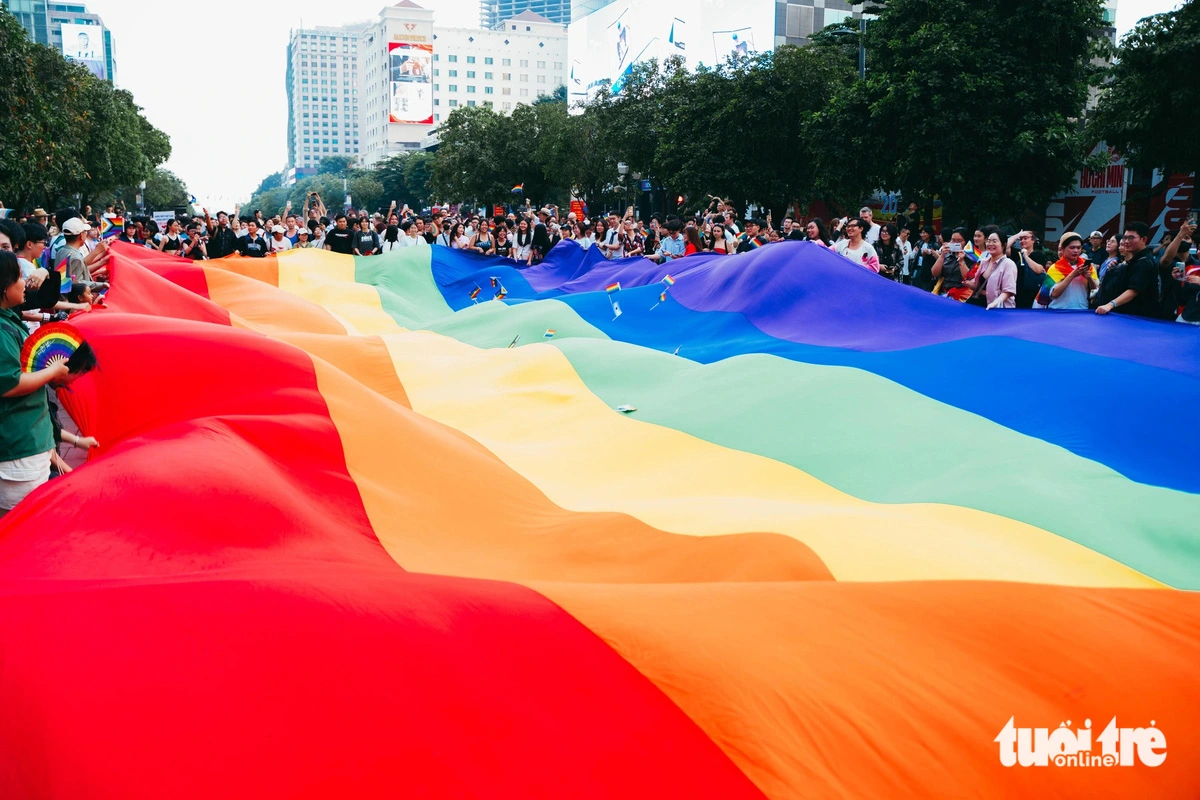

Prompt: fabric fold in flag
[2,241,1197,800]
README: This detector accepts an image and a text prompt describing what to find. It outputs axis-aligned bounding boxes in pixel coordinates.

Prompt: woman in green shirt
[0,251,69,516]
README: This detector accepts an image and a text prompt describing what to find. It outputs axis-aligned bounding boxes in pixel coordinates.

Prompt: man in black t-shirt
[1096,222,1160,318]
[1008,231,1048,309]
[205,211,239,259]
[236,221,268,258]
[324,214,355,254]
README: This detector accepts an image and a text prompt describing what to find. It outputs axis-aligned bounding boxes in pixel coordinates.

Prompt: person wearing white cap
[1084,230,1107,267]
[267,224,292,253]
[57,217,93,284]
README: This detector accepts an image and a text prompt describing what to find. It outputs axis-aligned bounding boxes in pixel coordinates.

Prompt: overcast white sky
[83,0,1181,210]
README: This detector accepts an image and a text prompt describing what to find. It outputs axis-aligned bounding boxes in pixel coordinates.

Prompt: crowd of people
[0,193,1197,517]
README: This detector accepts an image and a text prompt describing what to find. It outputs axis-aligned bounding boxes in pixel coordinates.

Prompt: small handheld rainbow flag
[469,286,481,301]
[100,215,124,239]
[650,290,668,310]
[511,183,524,194]
[495,287,508,300]
[54,256,73,294]
[490,277,499,288]
[662,275,675,286]
[543,329,556,339]
[606,282,621,293]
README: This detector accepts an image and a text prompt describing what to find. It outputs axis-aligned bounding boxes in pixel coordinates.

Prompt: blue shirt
[659,234,685,259]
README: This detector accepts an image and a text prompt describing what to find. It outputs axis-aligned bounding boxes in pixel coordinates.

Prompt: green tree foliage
[252,171,284,196]
[534,94,620,208]
[820,0,1109,226]
[0,6,172,211]
[430,105,514,204]
[375,152,434,209]
[1090,0,1199,175]
[142,169,191,211]
[317,155,356,176]
[240,0,1124,226]
[348,174,384,211]
[587,47,856,216]
[94,168,190,213]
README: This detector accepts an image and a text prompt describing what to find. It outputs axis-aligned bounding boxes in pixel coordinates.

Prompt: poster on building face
[567,0,773,107]
[1045,143,1126,242]
[389,42,433,125]
[61,23,106,80]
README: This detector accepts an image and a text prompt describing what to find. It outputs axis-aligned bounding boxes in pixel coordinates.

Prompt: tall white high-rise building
[285,21,369,177]
[359,1,567,167]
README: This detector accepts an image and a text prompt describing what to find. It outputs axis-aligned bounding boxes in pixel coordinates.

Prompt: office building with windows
[360,2,566,168]
[2,0,116,83]
[285,21,368,175]
[481,0,570,30]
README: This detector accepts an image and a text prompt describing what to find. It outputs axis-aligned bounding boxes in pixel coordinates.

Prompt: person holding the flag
[736,218,770,254]
[56,218,94,285]
[655,219,685,262]
[832,217,879,272]
[1037,231,1097,310]
[0,250,70,518]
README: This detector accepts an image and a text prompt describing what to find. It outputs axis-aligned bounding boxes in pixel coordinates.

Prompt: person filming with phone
[1160,216,1199,324]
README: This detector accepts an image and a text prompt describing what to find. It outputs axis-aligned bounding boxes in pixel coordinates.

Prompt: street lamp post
[857,16,866,81]
[617,162,629,214]
[828,17,867,81]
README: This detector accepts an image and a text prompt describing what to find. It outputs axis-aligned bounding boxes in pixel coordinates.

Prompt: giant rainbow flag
[2,240,1198,798]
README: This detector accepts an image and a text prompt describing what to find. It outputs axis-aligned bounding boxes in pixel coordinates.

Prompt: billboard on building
[60,23,106,80]
[1045,143,1127,242]
[567,0,774,106]
[388,41,433,125]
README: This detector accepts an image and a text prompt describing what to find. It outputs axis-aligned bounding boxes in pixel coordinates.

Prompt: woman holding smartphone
[964,231,1018,309]
[932,227,972,299]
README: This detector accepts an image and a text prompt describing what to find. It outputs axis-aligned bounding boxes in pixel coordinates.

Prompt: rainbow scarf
[1037,257,1097,305]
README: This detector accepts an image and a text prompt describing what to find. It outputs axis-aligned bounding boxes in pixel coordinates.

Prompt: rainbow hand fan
[20,322,95,375]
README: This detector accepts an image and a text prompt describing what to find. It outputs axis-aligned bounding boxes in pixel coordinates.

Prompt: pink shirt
[981,255,1017,308]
